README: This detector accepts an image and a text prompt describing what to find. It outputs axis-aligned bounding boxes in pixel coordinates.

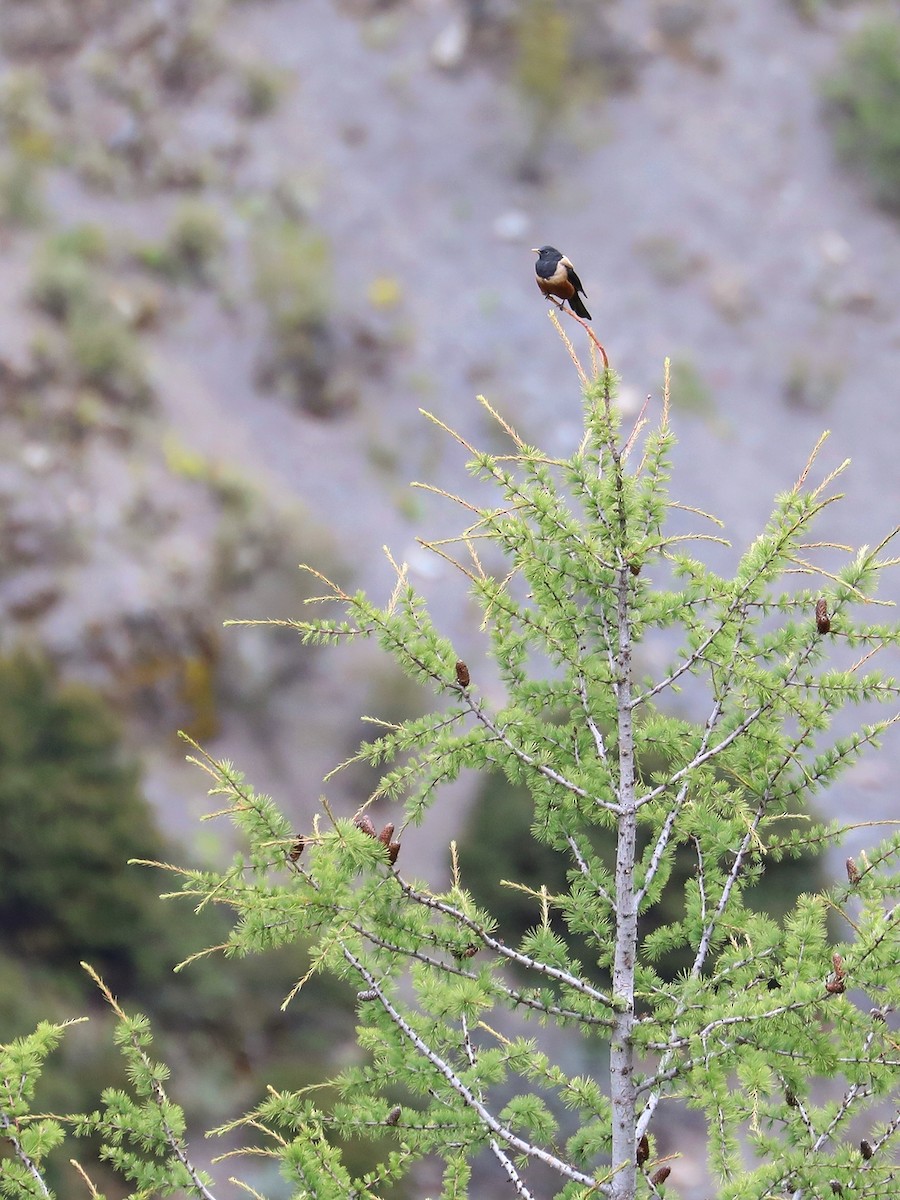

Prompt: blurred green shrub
[0,67,56,159]
[825,18,900,210]
[238,63,285,119]
[0,154,44,226]
[169,202,225,279]
[252,221,344,415]
[514,0,572,174]
[788,0,826,22]
[668,357,714,416]
[253,219,330,334]
[784,353,843,412]
[31,229,153,406]
[512,0,629,177]
[32,249,94,320]
[0,652,170,991]
[65,302,152,407]
[136,201,225,283]
[515,0,572,123]
[31,226,109,321]
[50,223,108,261]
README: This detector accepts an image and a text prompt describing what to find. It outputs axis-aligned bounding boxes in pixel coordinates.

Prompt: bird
[532,245,591,320]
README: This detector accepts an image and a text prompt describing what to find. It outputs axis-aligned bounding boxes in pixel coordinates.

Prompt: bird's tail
[569,294,591,321]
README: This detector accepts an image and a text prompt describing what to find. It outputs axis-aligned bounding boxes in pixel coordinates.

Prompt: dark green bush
[825,18,900,210]
[0,652,169,990]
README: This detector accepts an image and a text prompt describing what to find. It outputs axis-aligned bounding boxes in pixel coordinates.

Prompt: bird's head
[533,245,562,261]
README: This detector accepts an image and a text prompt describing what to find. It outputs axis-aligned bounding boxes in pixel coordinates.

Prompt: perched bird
[532,245,591,320]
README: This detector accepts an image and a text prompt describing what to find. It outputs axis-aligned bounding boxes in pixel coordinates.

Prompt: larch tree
[3,324,899,1200]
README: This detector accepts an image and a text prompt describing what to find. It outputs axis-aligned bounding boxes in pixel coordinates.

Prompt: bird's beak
[531,248,539,254]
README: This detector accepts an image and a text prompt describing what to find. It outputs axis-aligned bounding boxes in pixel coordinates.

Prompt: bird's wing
[563,261,587,297]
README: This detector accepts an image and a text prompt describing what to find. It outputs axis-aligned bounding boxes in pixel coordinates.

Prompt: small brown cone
[354,813,377,838]
[288,835,306,862]
[816,598,831,633]
[826,953,846,994]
